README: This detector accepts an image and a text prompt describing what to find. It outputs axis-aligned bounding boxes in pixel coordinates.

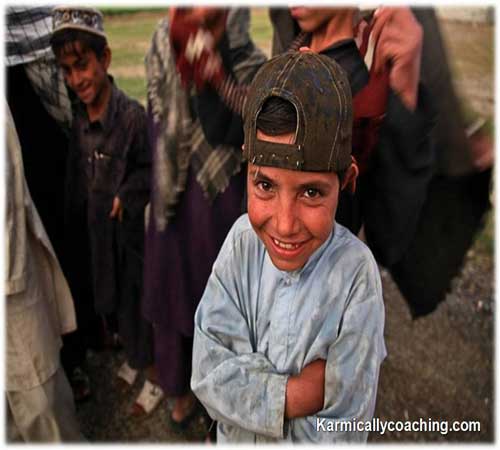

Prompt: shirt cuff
[266,373,289,439]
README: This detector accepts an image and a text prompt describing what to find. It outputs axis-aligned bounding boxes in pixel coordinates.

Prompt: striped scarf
[145,9,266,231]
[6,6,72,133]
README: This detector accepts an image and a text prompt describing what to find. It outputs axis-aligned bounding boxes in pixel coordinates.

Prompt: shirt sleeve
[191,229,288,439]
[292,255,386,442]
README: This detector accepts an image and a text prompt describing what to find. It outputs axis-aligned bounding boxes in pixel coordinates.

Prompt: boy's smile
[247,159,341,272]
[58,41,111,117]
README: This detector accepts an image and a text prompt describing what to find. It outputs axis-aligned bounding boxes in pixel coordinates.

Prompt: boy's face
[247,133,341,272]
[57,41,110,108]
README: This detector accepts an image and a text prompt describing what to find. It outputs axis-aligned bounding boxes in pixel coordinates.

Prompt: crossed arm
[286,359,326,419]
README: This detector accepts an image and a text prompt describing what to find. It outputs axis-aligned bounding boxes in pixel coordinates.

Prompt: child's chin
[269,255,306,273]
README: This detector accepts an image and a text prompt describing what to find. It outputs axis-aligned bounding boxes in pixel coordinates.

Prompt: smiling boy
[191,52,386,442]
[50,7,162,414]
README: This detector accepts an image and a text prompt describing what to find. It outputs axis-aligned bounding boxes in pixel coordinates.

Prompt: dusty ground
[75,16,494,443]
[371,245,494,442]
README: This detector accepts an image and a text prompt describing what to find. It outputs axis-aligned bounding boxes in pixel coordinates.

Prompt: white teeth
[273,238,299,250]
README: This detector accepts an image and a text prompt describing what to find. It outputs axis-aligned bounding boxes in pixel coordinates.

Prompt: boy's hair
[256,96,297,137]
[256,95,347,183]
[51,29,107,60]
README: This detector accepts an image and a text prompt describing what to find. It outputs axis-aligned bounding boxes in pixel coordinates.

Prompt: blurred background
[102,6,494,249]
[71,6,494,443]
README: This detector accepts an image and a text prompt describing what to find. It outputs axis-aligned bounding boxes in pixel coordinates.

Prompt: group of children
[12,4,406,442]
[46,6,388,442]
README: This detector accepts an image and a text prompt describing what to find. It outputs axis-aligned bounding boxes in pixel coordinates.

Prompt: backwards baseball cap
[52,6,106,39]
[243,51,352,172]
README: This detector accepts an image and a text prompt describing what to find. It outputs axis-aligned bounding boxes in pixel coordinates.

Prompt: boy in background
[51,6,162,415]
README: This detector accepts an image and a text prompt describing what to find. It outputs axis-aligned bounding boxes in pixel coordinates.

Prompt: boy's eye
[303,188,321,199]
[257,181,273,192]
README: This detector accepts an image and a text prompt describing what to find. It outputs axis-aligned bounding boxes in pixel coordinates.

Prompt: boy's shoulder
[325,222,380,281]
[225,214,260,249]
[333,223,373,258]
[104,83,147,136]
[113,84,146,118]
[216,214,262,265]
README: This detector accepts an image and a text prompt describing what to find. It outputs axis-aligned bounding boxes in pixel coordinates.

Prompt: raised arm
[371,7,423,111]
[361,8,435,267]
[193,8,266,148]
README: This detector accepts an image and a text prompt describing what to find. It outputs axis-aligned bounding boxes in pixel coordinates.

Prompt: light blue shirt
[191,214,386,443]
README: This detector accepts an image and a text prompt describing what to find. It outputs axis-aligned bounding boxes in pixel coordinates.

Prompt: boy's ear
[101,46,112,71]
[341,156,359,194]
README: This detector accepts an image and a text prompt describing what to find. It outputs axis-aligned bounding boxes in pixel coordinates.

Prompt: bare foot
[171,391,197,423]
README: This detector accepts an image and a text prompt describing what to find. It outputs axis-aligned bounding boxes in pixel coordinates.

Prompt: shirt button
[285,279,291,286]
[87,157,92,163]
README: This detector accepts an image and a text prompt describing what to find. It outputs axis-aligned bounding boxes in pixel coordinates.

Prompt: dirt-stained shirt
[191,214,386,443]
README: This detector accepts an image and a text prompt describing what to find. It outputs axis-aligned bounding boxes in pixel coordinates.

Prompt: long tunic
[192,215,386,443]
[5,104,76,392]
[67,81,151,315]
[65,81,153,368]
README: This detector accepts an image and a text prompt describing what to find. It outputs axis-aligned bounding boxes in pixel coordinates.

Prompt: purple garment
[153,326,192,396]
[143,165,245,394]
[143,166,245,336]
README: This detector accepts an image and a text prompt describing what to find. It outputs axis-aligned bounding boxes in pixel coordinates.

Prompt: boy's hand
[169,7,228,90]
[109,196,123,222]
[371,7,422,111]
[169,7,227,44]
[285,359,326,419]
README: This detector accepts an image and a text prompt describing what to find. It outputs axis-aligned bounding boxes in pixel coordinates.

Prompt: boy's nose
[275,198,300,237]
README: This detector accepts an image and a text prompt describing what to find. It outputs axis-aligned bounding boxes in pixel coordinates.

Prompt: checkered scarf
[145,9,266,231]
[6,6,72,133]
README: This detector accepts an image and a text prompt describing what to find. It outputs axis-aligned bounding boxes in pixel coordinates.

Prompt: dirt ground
[75,16,494,444]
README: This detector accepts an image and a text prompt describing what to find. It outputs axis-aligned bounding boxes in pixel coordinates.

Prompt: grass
[114,76,148,103]
[99,6,164,16]
[249,8,273,55]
